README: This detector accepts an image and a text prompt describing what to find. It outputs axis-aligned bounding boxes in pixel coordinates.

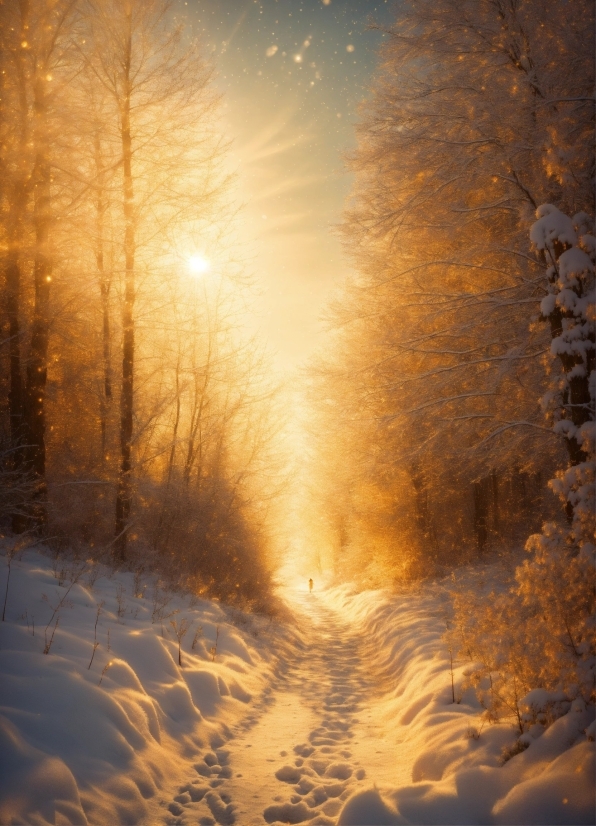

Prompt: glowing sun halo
[188,255,210,276]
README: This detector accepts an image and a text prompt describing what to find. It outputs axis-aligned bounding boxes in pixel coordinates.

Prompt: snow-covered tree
[453,207,595,726]
[310,0,594,571]
[517,206,595,700]
[529,206,595,471]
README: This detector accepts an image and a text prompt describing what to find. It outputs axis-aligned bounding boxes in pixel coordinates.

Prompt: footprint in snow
[163,598,379,826]
[164,747,237,826]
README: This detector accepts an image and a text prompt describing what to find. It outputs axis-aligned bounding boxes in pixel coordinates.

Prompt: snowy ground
[0,547,594,825]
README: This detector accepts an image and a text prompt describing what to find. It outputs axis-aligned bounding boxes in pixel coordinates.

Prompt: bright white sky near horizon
[184,0,394,372]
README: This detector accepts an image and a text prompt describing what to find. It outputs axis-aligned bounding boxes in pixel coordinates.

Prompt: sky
[184,0,395,372]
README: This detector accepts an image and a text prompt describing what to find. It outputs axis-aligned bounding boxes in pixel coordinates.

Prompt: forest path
[162,588,400,826]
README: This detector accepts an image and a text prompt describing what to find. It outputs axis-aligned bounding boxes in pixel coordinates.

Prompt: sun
[188,254,210,276]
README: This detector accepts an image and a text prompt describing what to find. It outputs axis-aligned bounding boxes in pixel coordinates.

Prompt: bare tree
[0,0,280,608]
[80,0,217,559]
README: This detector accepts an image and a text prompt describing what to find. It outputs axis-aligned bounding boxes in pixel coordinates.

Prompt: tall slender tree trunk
[411,460,431,537]
[473,479,489,553]
[184,345,212,485]
[6,0,32,532]
[22,72,52,531]
[153,351,182,553]
[166,351,182,488]
[6,232,28,535]
[6,243,24,452]
[491,469,499,535]
[114,10,135,561]
[93,130,112,457]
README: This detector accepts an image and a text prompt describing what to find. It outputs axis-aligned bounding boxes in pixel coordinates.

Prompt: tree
[136,265,281,605]
[0,0,78,530]
[308,0,594,575]
[452,207,595,717]
[80,0,219,558]
[0,0,280,607]
[530,206,595,471]
[518,208,594,700]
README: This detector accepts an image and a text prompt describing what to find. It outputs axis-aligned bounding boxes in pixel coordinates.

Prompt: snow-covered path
[2,551,593,826]
[158,590,391,826]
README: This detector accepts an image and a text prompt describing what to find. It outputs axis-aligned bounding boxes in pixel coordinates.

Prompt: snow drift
[325,582,595,826]
[0,546,281,825]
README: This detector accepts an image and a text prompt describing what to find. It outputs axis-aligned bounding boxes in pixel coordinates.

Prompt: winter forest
[0,0,594,825]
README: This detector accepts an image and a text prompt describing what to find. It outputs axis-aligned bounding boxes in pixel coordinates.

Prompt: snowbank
[0,546,281,825]
[1,549,593,825]
[325,581,595,826]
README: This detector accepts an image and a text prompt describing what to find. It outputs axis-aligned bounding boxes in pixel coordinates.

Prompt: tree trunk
[153,351,182,553]
[6,238,28,535]
[542,239,594,470]
[166,351,182,488]
[491,469,499,535]
[6,246,24,451]
[473,479,489,553]
[411,460,431,537]
[22,73,52,532]
[114,12,135,561]
[184,349,212,485]
[6,0,33,532]
[93,130,112,458]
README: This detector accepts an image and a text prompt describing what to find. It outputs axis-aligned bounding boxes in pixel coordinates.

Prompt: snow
[323,580,594,826]
[559,246,594,282]
[0,546,279,825]
[0,548,594,825]
[530,204,578,250]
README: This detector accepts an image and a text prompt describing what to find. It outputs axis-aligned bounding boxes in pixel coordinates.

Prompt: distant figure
[308,578,313,593]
